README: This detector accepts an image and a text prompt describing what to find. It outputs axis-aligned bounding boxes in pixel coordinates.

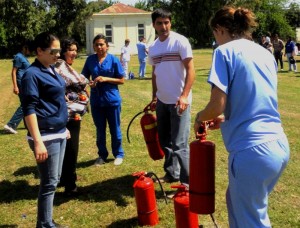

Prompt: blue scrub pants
[156,100,191,185]
[138,58,147,77]
[227,137,289,228]
[91,105,124,160]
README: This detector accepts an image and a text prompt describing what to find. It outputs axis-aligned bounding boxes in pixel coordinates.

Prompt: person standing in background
[148,9,195,190]
[4,42,31,134]
[82,34,125,166]
[55,38,89,197]
[194,6,289,227]
[136,37,148,78]
[284,36,297,72]
[272,34,284,71]
[21,32,69,228]
[120,39,131,79]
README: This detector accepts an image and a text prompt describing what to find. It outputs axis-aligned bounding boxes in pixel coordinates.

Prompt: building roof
[99,3,149,14]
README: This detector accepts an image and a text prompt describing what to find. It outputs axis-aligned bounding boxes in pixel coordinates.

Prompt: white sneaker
[94,157,105,166]
[4,125,17,134]
[114,158,123,166]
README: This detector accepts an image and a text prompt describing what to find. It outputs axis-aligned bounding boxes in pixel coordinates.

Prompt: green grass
[0,50,299,227]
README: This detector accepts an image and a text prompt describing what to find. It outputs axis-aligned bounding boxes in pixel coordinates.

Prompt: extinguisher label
[144,123,157,130]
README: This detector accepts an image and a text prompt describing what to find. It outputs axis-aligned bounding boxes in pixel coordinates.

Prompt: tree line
[0,0,299,57]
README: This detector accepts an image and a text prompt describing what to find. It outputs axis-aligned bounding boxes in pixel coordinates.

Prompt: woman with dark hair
[194,6,289,227]
[21,32,69,228]
[81,34,125,166]
[55,38,89,197]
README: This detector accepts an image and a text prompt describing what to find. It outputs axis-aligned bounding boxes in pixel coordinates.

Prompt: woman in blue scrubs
[81,34,125,166]
[194,6,290,228]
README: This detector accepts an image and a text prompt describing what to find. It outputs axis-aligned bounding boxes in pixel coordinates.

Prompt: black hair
[151,8,172,24]
[93,34,109,46]
[60,38,78,61]
[33,32,59,52]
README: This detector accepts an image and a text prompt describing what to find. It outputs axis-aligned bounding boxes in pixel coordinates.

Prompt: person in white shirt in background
[120,39,131,79]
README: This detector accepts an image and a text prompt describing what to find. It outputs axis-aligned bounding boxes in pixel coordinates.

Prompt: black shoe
[154,175,179,184]
[63,187,80,198]
[52,220,69,228]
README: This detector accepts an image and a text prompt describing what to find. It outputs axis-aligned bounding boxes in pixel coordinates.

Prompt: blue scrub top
[81,53,124,107]
[209,39,285,153]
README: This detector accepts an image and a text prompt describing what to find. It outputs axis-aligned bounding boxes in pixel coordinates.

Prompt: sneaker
[114,158,123,166]
[94,157,105,166]
[4,125,17,134]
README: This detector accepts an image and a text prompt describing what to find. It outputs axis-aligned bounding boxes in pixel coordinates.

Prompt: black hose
[210,213,218,228]
[147,172,168,204]
[126,111,144,143]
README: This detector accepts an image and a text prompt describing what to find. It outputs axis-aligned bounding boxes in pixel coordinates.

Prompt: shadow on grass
[13,165,39,179]
[0,180,38,203]
[55,174,135,207]
[106,217,138,228]
[0,225,18,228]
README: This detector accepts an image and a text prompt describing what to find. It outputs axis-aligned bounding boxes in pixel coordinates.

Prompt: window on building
[105,25,112,43]
[138,24,145,40]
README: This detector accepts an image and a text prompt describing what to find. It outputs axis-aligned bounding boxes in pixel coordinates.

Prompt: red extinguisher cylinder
[189,139,215,214]
[133,172,159,226]
[172,185,199,228]
[140,113,164,160]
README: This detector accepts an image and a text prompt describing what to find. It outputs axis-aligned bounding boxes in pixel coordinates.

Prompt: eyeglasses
[44,48,61,55]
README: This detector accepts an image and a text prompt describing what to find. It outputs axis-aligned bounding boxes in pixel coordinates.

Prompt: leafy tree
[0,0,53,57]
[72,0,110,46]
[170,0,225,48]
[285,2,300,29]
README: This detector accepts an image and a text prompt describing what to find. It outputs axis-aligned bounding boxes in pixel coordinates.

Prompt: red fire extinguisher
[127,103,164,160]
[172,185,198,228]
[189,121,215,215]
[132,171,159,226]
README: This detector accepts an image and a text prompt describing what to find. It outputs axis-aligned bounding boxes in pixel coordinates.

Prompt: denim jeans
[7,80,23,129]
[29,138,66,228]
[156,100,191,185]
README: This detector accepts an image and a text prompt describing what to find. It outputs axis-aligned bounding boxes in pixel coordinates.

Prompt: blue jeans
[29,138,66,228]
[138,58,147,77]
[227,137,289,228]
[91,105,124,160]
[156,100,191,185]
[7,80,23,129]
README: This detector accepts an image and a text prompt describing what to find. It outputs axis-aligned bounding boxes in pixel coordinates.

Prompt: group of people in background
[260,33,299,72]
[119,36,149,79]
[2,6,291,228]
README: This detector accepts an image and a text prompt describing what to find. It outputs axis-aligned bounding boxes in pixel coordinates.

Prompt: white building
[85,3,155,55]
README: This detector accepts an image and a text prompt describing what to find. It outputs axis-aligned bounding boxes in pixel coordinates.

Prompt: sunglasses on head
[44,48,61,55]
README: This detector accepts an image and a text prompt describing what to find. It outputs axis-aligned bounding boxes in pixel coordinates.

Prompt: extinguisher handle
[143,103,152,112]
[171,184,187,192]
[132,171,146,177]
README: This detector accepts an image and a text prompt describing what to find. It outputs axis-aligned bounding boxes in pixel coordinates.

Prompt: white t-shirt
[121,45,131,62]
[148,31,193,104]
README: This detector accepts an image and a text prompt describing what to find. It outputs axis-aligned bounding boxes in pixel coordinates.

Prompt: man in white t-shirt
[148,8,195,190]
[120,39,131,79]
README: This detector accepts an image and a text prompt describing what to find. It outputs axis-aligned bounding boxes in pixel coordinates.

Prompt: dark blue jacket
[21,59,68,135]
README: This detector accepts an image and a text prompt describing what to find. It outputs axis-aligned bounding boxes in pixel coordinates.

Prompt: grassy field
[0,49,299,227]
